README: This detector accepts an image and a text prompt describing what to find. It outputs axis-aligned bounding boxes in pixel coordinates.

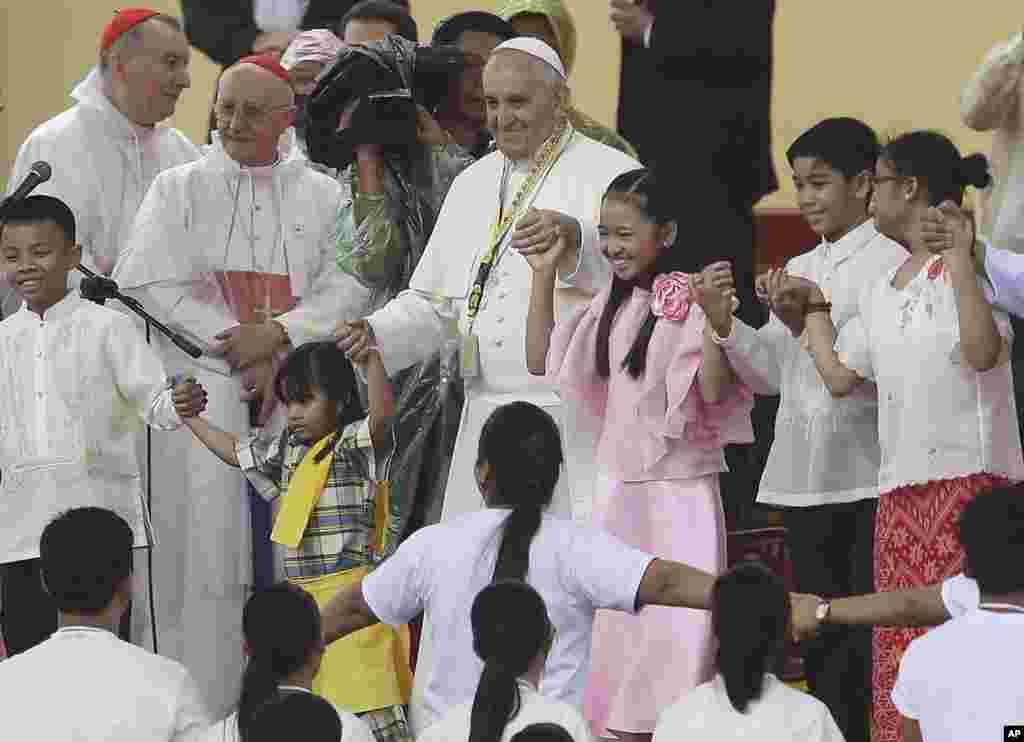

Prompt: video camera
[305,34,468,170]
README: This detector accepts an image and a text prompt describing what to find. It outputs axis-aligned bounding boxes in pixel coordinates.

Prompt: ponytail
[477,403,563,582]
[237,584,323,742]
[238,656,282,742]
[711,562,789,714]
[469,581,553,742]
[469,662,523,742]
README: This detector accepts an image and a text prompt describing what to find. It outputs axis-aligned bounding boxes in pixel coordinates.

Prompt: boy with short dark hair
[0,195,203,654]
[697,118,908,742]
[892,486,1024,742]
[0,507,209,741]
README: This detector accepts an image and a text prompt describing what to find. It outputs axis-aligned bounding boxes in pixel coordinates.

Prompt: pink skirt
[583,474,726,737]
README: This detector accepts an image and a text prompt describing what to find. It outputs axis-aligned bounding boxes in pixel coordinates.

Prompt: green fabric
[496,0,577,73]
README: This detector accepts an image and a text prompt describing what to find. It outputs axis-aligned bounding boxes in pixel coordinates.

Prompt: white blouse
[719,220,907,506]
[837,255,1024,492]
[417,680,594,742]
[653,674,843,742]
[0,291,179,563]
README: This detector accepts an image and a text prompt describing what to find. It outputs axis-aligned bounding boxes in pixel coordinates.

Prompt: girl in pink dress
[525,168,754,742]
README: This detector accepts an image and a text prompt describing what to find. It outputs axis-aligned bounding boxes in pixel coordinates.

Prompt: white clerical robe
[113,136,371,717]
[8,68,199,277]
[364,130,639,734]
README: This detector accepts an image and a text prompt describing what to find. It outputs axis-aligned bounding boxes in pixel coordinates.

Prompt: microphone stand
[76,264,204,655]
[76,265,203,359]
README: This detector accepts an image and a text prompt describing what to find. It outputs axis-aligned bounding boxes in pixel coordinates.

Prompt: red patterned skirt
[872,473,1014,742]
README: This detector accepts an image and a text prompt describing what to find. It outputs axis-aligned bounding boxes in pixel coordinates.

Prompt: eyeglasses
[214,103,295,125]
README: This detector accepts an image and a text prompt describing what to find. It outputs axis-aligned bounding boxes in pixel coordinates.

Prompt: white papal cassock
[363,129,639,732]
[113,135,371,716]
[8,68,198,278]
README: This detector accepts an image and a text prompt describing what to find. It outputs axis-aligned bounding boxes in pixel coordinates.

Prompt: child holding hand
[174,341,412,742]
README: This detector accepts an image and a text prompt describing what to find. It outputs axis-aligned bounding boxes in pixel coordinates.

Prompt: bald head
[484,49,567,162]
[216,62,296,166]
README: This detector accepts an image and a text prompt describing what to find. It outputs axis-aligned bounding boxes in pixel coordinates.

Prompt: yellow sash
[271,434,335,548]
[292,567,412,713]
[271,433,392,556]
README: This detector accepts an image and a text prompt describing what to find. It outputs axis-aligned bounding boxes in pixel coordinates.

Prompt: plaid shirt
[238,417,396,579]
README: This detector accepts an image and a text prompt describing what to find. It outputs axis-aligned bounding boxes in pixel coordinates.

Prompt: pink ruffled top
[547,285,754,482]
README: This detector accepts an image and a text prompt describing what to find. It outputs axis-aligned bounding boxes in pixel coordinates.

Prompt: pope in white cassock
[336,38,640,732]
[7,10,198,279]
[113,54,370,716]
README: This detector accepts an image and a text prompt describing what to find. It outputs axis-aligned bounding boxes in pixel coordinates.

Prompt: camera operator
[306,34,475,540]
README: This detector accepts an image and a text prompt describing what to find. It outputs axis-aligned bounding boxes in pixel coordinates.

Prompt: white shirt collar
[819,219,877,264]
[53,625,116,638]
[16,290,83,322]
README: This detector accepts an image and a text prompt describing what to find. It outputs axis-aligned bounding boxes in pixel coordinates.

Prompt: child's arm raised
[773,274,866,397]
[355,349,396,453]
[694,262,738,404]
[523,234,566,376]
[935,202,1004,372]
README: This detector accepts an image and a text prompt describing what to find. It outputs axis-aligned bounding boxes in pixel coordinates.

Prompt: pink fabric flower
[650,272,692,322]
[927,258,944,281]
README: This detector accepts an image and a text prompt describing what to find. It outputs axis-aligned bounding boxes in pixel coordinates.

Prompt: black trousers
[784,499,877,742]
[1,558,132,656]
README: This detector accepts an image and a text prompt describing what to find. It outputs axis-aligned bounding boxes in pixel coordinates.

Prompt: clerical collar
[241,156,282,177]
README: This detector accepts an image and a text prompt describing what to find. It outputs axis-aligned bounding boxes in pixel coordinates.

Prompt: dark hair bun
[958,153,991,190]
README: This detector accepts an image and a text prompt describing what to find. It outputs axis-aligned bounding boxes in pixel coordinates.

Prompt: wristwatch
[815,601,831,623]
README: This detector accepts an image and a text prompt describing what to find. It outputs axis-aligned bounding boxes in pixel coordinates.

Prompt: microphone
[2,162,52,208]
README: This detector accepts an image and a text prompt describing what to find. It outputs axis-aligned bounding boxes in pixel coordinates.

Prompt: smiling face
[598,193,675,283]
[1,221,80,315]
[216,64,295,166]
[790,157,870,242]
[108,19,191,126]
[483,50,562,161]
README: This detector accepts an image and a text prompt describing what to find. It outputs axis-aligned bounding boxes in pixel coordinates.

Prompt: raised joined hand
[335,319,376,365]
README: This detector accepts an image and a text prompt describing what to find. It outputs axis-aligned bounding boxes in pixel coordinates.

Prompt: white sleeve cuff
[643,21,653,48]
[557,218,586,282]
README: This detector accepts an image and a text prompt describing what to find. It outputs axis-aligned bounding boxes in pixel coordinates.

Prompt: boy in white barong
[0,195,204,656]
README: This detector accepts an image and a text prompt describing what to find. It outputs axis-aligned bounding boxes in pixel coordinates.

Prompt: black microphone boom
[1,162,53,210]
[77,264,203,360]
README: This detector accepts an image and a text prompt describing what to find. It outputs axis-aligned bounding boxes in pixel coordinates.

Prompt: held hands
[920,200,976,264]
[610,0,653,43]
[514,208,578,275]
[757,269,825,337]
[790,593,825,642]
[692,261,736,335]
[172,378,208,420]
[335,319,376,365]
